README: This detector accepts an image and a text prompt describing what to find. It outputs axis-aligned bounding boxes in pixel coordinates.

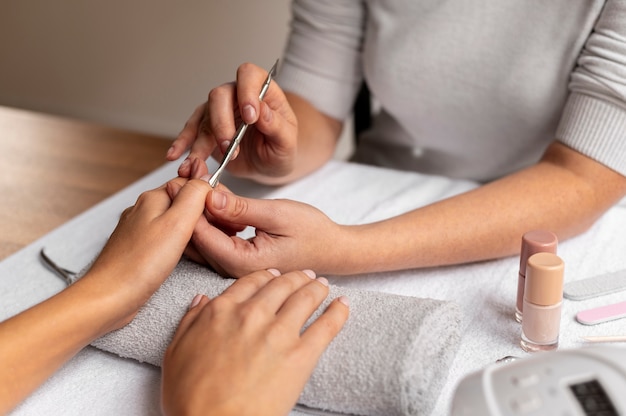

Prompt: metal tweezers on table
[40,248,77,286]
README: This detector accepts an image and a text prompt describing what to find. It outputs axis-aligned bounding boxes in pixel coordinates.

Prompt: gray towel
[84,258,461,416]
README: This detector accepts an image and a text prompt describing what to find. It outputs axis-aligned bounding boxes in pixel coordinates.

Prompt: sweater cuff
[556,93,626,177]
[276,38,362,121]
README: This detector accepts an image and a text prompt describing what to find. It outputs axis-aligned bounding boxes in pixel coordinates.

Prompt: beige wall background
[0,0,291,137]
[0,1,353,158]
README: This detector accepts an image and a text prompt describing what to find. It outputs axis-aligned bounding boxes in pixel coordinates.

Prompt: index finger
[169,103,207,162]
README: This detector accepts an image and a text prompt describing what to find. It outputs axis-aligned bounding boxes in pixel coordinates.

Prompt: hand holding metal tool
[208,59,279,188]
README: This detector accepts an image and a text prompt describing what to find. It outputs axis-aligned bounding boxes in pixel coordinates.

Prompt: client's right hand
[160,269,349,416]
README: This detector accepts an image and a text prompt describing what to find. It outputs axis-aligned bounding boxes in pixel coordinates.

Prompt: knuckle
[237,62,256,77]
[185,178,209,193]
[120,206,134,218]
[207,87,222,103]
[207,82,234,103]
[318,315,343,337]
[209,120,232,139]
[134,190,155,207]
[267,319,292,342]
[296,286,322,307]
[237,303,264,327]
[208,295,231,311]
[230,197,249,219]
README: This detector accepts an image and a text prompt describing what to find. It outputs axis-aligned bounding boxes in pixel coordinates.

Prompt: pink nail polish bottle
[520,252,564,353]
[515,230,558,323]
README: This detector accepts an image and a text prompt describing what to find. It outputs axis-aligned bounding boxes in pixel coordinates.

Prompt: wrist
[322,224,372,275]
[329,222,415,275]
[163,392,256,416]
[71,269,144,334]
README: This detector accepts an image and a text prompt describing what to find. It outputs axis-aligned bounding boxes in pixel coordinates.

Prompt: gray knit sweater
[277,0,626,182]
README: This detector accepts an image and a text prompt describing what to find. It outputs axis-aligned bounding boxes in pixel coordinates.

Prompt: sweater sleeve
[276,0,366,121]
[556,0,626,177]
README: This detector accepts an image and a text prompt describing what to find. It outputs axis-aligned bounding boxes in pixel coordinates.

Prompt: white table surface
[2,158,625,416]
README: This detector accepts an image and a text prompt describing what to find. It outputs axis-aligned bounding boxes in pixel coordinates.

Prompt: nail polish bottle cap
[525,252,564,306]
[519,230,558,277]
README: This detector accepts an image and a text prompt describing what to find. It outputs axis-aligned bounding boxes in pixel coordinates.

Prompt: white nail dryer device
[451,346,626,416]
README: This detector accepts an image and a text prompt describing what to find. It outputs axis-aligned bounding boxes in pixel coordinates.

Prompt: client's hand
[161,269,349,416]
[184,189,345,277]
[85,176,213,329]
[0,177,212,415]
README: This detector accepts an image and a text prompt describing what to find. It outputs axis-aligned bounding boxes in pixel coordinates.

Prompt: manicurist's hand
[185,189,347,277]
[161,269,349,416]
[167,62,299,183]
[0,177,212,414]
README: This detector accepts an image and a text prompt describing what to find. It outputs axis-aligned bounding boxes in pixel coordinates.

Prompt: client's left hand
[178,189,344,277]
[85,176,213,328]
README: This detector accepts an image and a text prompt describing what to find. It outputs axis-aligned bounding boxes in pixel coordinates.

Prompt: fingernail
[191,158,199,177]
[211,190,227,210]
[267,268,281,277]
[303,269,316,279]
[338,296,350,307]
[166,145,175,158]
[189,294,203,310]
[180,158,190,170]
[199,174,211,183]
[316,277,329,286]
[242,104,256,123]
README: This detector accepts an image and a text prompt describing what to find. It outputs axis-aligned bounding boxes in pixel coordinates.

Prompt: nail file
[576,301,626,325]
[563,270,626,301]
[582,335,626,343]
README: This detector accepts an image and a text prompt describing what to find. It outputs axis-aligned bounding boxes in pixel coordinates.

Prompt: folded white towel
[83,258,461,416]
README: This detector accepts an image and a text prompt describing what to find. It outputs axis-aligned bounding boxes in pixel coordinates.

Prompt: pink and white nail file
[576,300,626,325]
[564,270,626,300]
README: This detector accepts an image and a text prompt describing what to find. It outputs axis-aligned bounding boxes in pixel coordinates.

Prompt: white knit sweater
[277,0,626,182]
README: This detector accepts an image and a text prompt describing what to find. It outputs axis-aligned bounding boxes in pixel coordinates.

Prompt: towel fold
[84,258,461,416]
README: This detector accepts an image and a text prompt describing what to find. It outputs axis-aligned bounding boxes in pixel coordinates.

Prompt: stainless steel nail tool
[208,59,279,188]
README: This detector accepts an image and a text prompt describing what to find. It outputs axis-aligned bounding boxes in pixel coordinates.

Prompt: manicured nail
[189,294,203,310]
[338,296,350,307]
[211,190,227,210]
[303,269,316,279]
[267,268,281,277]
[199,174,211,183]
[220,140,231,154]
[166,145,175,158]
[316,277,329,286]
[242,104,256,123]
[180,158,190,170]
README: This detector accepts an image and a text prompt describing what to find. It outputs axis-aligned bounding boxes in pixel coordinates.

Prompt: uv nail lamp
[451,346,626,416]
